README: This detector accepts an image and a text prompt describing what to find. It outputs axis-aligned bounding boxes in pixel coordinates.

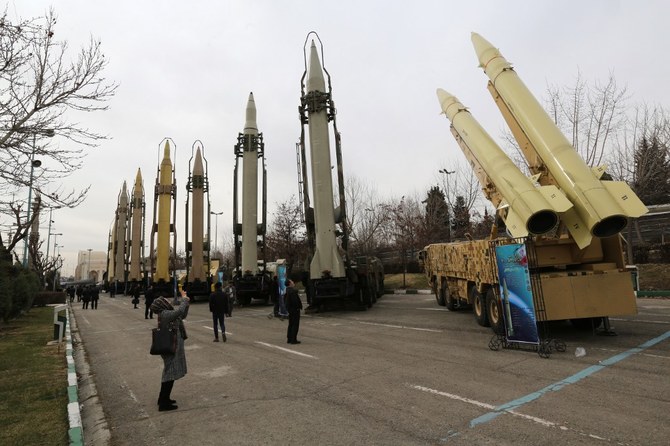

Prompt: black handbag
[150,327,177,355]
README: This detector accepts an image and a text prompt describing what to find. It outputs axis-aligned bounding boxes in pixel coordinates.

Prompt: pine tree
[452,196,471,240]
[422,186,450,243]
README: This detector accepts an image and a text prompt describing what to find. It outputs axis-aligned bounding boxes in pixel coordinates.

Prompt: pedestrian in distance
[76,285,83,303]
[209,282,230,342]
[269,275,280,318]
[132,285,140,309]
[91,285,100,309]
[145,285,155,319]
[285,279,302,344]
[223,281,235,317]
[81,286,91,309]
[150,295,190,412]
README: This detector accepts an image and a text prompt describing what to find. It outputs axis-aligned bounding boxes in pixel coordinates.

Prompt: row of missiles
[437,33,647,248]
[107,92,265,293]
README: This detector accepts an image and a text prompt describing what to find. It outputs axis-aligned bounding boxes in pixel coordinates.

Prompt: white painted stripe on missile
[358,321,442,333]
[255,341,317,359]
[68,402,82,428]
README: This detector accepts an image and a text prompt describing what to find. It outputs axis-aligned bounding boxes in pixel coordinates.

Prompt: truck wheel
[435,283,446,306]
[471,286,489,327]
[486,289,504,334]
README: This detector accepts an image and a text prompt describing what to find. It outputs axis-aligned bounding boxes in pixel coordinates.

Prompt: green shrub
[33,292,66,307]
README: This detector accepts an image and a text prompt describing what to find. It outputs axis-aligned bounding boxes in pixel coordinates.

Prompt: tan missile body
[306,41,345,280]
[113,181,129,282]
[241,93,260,274]
[189,148,206,281]
[128,169,144,282]
[436,89,572,237]
[472,33,647,246]
[155,141,173,282]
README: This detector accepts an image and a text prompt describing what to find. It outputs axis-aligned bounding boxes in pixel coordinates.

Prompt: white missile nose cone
[307,39,326,93]
[436,88,461,119]
[163,141,171,159]
[471,32,498,67]
[193,147,204,174]
[244,91,258,134]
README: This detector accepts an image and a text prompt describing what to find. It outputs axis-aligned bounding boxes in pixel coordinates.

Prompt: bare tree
[0,8,117,253]
[265,196,308,274]
[435,160,483,213]
[345,175,390,256]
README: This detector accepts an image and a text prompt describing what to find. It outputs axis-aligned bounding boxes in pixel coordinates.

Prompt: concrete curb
[384,289,432,295]
[65,308,83,446]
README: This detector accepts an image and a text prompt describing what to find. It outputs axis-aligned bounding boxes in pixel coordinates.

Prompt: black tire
[471,286,489,327]
[486,289,504,334]
[570,317,603,330]
[435,281,446,306]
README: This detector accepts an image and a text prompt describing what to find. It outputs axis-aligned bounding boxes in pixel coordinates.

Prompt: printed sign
[494,243,539,344]
[277,264,287,297]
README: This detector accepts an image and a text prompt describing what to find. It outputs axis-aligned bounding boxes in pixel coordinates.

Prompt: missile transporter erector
[424,33,646,333]
[297,33,384,310]
[232,93,272,305]
[184,142,212,301]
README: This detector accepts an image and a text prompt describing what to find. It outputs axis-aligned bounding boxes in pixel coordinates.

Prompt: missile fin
[537,185,572,213]
[503,207,529,238]
[601,181,649,218]
[561,208,592,249]
[591,165,608,179]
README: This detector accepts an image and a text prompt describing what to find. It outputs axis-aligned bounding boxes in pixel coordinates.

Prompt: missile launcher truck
[297,33,384,310]
[423,34,647,333]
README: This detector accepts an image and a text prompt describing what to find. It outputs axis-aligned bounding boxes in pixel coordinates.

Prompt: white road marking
[415,307,450,311]
[594,347,670,360]
[358,321,442,333]
[409,384,608,437]
[81,315,90,325]
[202,326,233,335]
[255,341,318,359]
[610,318,669,325]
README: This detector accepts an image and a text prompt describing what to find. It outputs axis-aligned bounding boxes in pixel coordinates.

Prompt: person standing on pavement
[132,285,140,309]
[91,285,100,309]
[145,285,155,319]
[81,286,90,309]
[150,295,190,412]
[209,282,230,342]
[285,280,302,344]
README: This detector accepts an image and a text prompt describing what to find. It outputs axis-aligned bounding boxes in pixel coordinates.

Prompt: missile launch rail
[297,33,384,311]
[424,33,645,335]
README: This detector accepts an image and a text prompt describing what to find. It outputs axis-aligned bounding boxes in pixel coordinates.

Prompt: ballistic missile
[305,40,345,279]
[128,169,144,282]
[472,33,647,245]
[113,181,129,282]
[188,147,206,282]
[437,89,572,237]
[155,141,173,282]
[241,92,259,274]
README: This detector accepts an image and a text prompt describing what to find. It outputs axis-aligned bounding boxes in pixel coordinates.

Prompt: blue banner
[277,264,287,296]
[494,243,539,344]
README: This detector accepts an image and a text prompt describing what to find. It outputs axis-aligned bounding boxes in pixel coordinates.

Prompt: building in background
[74,250,107,282]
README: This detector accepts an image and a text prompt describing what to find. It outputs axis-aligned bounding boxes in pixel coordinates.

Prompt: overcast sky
[9,0,669,276]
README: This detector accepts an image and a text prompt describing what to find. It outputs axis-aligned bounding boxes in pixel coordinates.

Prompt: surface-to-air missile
[436,89,573,237]
[128,169,146,287]
[110,181,129,293]
[297,32,384,310]
[185,142,211,300]
[233,92,271,305]
[471,33,647,247]
[150,139,177,296]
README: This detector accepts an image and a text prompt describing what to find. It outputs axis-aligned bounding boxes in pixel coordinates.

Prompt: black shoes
[287,340,301,344]
[158,403,178,412]
[222,334,227,342]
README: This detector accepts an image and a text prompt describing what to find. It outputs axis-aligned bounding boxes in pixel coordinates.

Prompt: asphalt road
[71,293,670,446]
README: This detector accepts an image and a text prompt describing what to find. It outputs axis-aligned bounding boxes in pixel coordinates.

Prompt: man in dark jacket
[145,285,155,319]
[285,280,302,344]
[209,282,230,342]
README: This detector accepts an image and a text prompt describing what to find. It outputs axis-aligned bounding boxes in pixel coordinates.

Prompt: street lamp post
[22,143,42,267]
[45,206,61,263]
[210,211,223,254]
